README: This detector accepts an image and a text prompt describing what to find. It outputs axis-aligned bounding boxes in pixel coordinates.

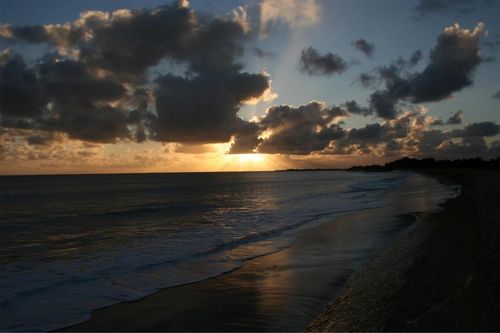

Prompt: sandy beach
[309,169,500,331]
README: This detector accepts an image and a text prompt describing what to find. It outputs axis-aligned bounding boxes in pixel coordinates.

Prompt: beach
[61,170,458,332]
[309,169,500,331]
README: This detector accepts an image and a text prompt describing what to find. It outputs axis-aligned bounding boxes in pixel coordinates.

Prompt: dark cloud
[76,4,249,80]
[357,73,377,88]
[6,24,84,47]
[299,47,348,76]
[254,101,346,154]
[431,119,444,126]
[78,3,197,80]
[1,1,273,146]
[229,122,262,154]
[455,121,500,137]
[368,23,485,119]
[439,136,489,157]
[344,100,372,116]
[352,39,376,58]
[430,110,462,127]
[410,23,484,102]
[446,110,463,125]
[348,123,385,143]
[409,50,423,66]
[38,57,126,105]
[1,1,249,81]
[1,2,497,162]
[0,53,145,143]
[368,63,413,118]
[417,129,452,156]
[0,55,47,118]
[152,71,269,143]
[8,25,51,44]
[26,132,63,146]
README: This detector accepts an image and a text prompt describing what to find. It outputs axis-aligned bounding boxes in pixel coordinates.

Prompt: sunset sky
[1,0,499,174]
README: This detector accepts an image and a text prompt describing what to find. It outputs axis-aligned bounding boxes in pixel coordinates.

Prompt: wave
[0,171,458,332]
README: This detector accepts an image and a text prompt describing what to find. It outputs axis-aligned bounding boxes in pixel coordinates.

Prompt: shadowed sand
[309,169,500,331]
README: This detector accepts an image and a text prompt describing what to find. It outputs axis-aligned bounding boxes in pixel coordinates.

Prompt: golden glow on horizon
[220,153,275,171]
[237,153,265,163]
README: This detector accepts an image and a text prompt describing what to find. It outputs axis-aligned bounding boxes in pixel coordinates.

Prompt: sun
[237,153,265,163]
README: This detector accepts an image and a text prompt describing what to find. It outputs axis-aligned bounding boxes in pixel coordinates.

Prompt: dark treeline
[280,156,500,172]
[348,156,500,171]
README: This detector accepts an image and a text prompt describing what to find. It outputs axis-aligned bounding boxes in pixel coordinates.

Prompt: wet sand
[309,169,500,331]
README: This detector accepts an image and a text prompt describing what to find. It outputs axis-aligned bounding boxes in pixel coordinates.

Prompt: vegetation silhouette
[349,156,500,171]
[281,156,500,172]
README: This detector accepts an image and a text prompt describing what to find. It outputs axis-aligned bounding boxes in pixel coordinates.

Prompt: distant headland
[279,156,500,172]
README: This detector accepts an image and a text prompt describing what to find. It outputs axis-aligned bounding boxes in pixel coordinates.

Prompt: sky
[0,0,499,174]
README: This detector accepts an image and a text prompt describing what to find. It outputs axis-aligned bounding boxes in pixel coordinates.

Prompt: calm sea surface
[0,171,458,331]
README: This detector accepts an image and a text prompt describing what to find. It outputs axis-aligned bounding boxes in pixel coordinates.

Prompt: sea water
[0,171,458,331]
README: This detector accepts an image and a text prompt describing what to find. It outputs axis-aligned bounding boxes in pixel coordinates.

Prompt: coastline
[309,169,500,331]
[61,170,456,332]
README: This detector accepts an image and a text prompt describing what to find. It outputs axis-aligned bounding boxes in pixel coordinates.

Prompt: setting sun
[237,153,265,163]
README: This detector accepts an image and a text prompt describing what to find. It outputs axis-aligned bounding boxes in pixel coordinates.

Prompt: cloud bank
[0,0,498,168]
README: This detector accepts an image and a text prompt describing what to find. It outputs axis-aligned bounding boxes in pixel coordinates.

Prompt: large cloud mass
[0,1,498,166]
[0,0,272,145]
[364,22,486,119]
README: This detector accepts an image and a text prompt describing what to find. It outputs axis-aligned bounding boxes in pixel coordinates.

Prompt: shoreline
[60,170,456,332]
[309,169,500,331]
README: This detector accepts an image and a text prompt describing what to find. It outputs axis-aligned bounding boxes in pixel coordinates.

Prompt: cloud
[0,1,273,146]
[1,2,498,165]
[259,0,320,36]
[343,100,372,116]
[0,1,252,81]
[409,50,423,66]
[0,55,47,119]
[410,23,485,102]
[352,39,376,58]
[299,47,348,76]
[257,101,346,154]
[152,71,270,144]
[0,55,137,143]
[446,110,463,125]
[367,23,485,119]
[430,110,463,126]
[454,121,500,137]
[229,101,348,155]
[229,122,263,154]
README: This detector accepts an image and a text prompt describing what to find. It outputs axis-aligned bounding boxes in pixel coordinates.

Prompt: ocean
[0,171,458,331]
